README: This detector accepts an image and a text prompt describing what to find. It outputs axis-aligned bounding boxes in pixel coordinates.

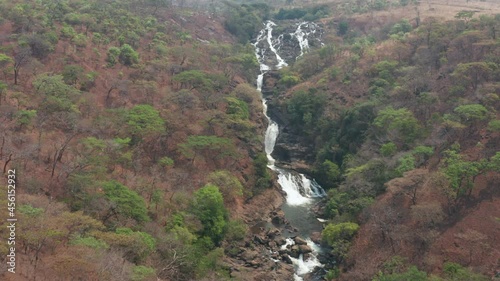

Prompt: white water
[253,20,325,281]
[291,21,321,59]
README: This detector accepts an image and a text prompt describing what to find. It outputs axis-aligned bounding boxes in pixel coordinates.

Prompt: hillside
[0,1,287,280]
[0,0,499,281]
[263,0,500,280]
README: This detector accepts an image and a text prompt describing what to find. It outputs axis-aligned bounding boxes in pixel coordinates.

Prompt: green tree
[191,184,228,245]
[207,170,243,204]
[412,146,434,166]
[453,104,489,124]
[127,104,165,138]
[374,107,420,148]
[322,222,360,246]
[441,149,487,199]
[102,180,149,223]
[395,154,416,176]
[451,62,496,91]
[443,262,488,281]
[0,53,13,82]
[106,47,121,66]
[253,152,272,192]
[380,142,397,157]
[172,70,213,91]
[487,119,500,132]
[15,109,37,129]
[62,65,84,85]
[315,160,341,188]
[178,135,236,164]
[119,44,139,66]
[225,97,250,120]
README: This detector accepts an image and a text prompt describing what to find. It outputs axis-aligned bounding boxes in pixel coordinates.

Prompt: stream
[253,20,327,281]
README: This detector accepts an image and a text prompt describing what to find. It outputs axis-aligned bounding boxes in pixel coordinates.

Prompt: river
[253,20,327,281]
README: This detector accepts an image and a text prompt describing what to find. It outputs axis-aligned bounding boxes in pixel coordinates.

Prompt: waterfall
[253,20,326,281]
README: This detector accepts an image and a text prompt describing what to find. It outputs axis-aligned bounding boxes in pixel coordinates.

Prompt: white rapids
[253,20,326,281]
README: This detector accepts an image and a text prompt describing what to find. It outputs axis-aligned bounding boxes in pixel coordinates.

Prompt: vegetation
[0,0,498,280]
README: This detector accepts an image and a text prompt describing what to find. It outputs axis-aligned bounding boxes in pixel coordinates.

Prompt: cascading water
[253,20,326,281]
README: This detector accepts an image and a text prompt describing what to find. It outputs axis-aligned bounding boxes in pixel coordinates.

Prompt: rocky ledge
[226,206,328,281]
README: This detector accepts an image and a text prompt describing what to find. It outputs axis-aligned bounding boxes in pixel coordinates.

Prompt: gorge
[254,20,328,281]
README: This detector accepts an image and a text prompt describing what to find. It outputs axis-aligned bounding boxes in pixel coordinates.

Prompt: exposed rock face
[263,88,316,171]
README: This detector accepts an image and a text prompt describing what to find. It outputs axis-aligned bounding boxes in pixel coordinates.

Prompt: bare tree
[13,48,32,85]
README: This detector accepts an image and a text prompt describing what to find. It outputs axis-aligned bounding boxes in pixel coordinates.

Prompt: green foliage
[371,60,399,84]
[396,154,416,176]
[191,184,228,245]
[374,106,420,147]
[172,70,225,92]
[453,104,490,124]
[274,5,329,20]
[315,160,341,188]
[0,53,13,68]
[18,204,44,217]
[380,142,397,156]
[15,109,37,127]
[287,89,327,130]
[390,19,413,36]
[33,74,80,115]
[195,247,226,279]
[440,148,492,199]
[443,262,488,281]
[253,152,272,191]
[179,135,235,161]
[338,21,349,36]
[70,236,109,249]
[60,25,76,38]
[132,266,156,281]
[451,62,496,90]
[487,119,500,132]
[224,219,248,242]
[322,222,359,246]
[224,53,259,69]
[325,189,373,219]
[224,4,268,43]
[373,266,428,281]
[102,180,149,223]
[158,156,174,167]
[119,44,139,66]
[322,222,359,261]
[207,170,243,203]
[72,33,87,48]
[279,73,301,87]
[127,104,165,138]
[106,46,121,66]
[412,146,434,166]
[62,65,84,85]
[225,97,250,120]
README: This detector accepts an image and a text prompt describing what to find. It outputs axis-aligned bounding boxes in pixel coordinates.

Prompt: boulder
[310,232,322,244]
[282,254,293,264]
[253,235,267,245]
[268,241,277,249]
[267,227,281,239]
[241,250,258,262]
[299,244,313,254]
[290,245,300,258]
[275,236,287,246]
[294,236,307,245]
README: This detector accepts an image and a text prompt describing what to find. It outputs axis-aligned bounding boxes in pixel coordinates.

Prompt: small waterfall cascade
[253,20,326,281]
[292,22,321,59]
